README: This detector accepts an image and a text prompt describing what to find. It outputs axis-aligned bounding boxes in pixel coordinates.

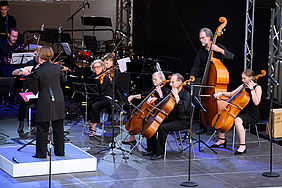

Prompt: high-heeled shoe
[210,138,227,148]
[234,144,247,155]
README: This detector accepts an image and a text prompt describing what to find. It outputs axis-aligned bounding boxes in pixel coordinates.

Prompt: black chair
[232,98,272,149]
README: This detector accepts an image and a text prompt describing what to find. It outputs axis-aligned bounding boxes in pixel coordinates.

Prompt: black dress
[237,85,260,128]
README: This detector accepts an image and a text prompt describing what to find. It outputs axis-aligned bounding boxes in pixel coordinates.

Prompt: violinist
[12,46,41,134]
[145,73,190,160]
[124,71,169,145]
[0,27,20,76]
[87,59,112,137]
[189,27,234,134]
[211,69,262,155]
[102,52,115,78]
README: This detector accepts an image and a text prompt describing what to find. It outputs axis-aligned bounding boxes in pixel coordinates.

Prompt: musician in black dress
[144,73,190,160]
[189,27,234,134]
[0,27,20,76]
[212,69,262,154]
[124,71,169,145]
[32,46,65,158]
[0,1,16,40]
[87,59,112,137]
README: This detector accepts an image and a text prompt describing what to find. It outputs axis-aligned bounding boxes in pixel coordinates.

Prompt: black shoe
[32,154,46,159]
[234,144,247,155]
[122,140,137,145]
[210,138,227,148]
[196,127,207,135]
[141,151,155,156]
[150,154,164,160]
[17,121,24,133]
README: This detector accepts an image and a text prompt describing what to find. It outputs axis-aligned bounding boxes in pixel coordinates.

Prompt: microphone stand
[262,75,280,177]
[48,87,55,188]
[181,80,198,187]
[66,1,90,53]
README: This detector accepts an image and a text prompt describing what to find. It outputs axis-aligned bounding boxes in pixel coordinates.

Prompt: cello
[141,78,193,139]
[212,70,266,133]
[200,17,230,128]
[125,80,169,135]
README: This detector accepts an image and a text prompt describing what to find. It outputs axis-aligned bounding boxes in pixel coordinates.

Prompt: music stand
[181,87,217,154]
[71,78,100,135]
[10,53,34,65]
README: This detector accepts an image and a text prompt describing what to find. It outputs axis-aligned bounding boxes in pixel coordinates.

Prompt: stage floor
[1,104,282,187]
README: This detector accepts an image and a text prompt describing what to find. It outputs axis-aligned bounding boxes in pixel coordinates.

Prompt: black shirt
[190,43,234,78]
[168,87,190,121]
[0,15,16,37]
[89,73,113,98]
[0,38,20,63]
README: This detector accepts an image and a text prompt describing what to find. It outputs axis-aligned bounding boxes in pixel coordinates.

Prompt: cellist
[145,73,191,160]
[189,27,234,134]
[211,69,262,154]
[124,71,169,145]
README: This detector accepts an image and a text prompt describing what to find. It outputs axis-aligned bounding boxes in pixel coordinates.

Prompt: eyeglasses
[93,65,102,69]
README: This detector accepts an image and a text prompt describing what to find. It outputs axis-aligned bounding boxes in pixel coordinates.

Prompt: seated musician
[87,59,112,137]
[143,73,191,160]
[0,27,20,77]
[12,46,41,134]
[211,69,262,155]
[102,52,115,82]
[124,71,169,145]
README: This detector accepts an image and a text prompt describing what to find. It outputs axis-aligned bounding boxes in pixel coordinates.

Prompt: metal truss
[267,0,281,100]
[116,0,133,45]
[244,0,256,69]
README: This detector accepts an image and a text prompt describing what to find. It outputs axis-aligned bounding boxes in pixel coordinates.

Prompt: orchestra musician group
[0,2,264,161]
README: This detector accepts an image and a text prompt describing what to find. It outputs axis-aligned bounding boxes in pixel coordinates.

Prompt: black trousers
[36,119,65,157]
[147,119,188,155]
[87,97,111,123]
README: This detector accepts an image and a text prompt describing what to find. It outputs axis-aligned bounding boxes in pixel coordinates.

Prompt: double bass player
[189,27,234,134]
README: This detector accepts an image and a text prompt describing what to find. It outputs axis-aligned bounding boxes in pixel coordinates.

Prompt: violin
[95,65,117,84]
[211,70,266,133]
[53,61,73,73]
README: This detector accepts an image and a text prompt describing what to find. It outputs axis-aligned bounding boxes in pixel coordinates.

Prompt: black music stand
[94,95,130,156]
[181,94,217,154]
[71,78,100,135]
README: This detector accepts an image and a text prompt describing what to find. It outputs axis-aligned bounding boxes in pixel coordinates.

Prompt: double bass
[200,17,229,128]
[212,70,266,133]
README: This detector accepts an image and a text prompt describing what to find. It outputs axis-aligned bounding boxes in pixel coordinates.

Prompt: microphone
[48,87,55,101]
[267,74,279,86]
[12,157,19,164]
[87,1,90,8]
